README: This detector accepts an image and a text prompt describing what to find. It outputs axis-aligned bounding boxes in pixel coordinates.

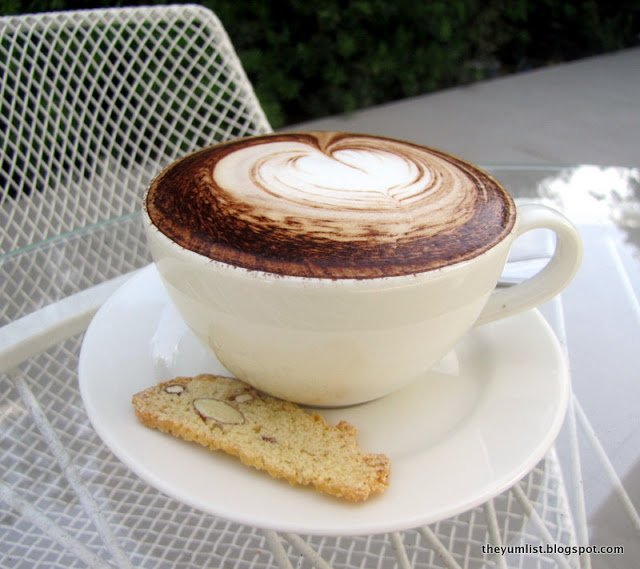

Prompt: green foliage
[2,0,639,128]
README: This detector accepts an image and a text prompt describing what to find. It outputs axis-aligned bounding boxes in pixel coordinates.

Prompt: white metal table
[1,165,638,568]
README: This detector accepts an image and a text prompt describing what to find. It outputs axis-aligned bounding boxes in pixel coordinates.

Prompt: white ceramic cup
[143,195,582,407]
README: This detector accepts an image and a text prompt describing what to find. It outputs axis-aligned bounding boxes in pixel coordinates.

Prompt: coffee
[144,132,582,405]
[146,132,516,278]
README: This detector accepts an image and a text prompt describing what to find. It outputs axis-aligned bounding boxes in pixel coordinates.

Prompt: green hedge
[2,1,639,127]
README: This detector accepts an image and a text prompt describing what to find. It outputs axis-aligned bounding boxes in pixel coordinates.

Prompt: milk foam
[212,135,478,241]
[146,132,515,278]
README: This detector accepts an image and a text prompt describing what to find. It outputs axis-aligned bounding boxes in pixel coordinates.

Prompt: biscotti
[131,374,390,502]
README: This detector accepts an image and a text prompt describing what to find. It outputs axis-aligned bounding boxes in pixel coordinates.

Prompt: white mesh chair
[0,6,579,569]
[0,4,271,323]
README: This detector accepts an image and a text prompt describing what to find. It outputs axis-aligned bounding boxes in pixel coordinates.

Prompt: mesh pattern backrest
[0,5,271,255]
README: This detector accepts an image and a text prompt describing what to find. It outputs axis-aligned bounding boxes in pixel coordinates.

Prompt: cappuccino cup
[143,132,582,406]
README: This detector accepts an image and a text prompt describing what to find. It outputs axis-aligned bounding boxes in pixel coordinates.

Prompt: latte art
[214,138,476,242]
[146,132,516,278]
[235,144,432,209]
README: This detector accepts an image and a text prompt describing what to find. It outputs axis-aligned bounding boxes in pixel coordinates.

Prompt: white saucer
[79,265,569,536]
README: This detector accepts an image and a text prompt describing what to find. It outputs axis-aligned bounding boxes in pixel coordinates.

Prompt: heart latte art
[146,132,515,278]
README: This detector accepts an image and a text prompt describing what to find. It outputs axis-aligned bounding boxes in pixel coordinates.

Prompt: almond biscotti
[131,374,390,502]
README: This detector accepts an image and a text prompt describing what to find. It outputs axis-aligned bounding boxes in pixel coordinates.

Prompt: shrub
[1,0,639,127]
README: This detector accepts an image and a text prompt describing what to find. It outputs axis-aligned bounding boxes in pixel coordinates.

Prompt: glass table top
[1,165,639,568]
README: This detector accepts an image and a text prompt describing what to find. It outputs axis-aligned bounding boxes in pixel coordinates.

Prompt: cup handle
[475,203,583,326]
